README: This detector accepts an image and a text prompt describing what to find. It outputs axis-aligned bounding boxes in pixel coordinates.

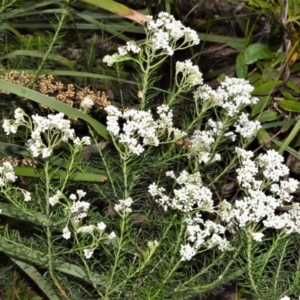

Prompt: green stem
[44,161,69,300]
[246,230,261,299]
[73,231,105,298]
[122,154,131,198]
[33,7,68,78]
[139,51,152,110]
[105,217,126,298]
[178,243,242,293]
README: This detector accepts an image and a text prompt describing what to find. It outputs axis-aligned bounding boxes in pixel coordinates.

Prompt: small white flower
[77,225,95,234]
[180,244,196,261]
[42,147,53,158]
[0,162,17,186]
[126,41,140,54]
[83,248,94,259]
[108,231,116,239]
[77,190,86,199]
[70,201,90,213]
[234,113,261,139]
[97,222,106,231]
[62,227,71,239]
[49,190,63,206]
[176,60,203,87]
[251,232,264,242]
[147,240,159,248]
[69,194,77,201]
[22,190,31,202]
[257,150,289,181]
[80,97,94,110]
[114,197,133,214]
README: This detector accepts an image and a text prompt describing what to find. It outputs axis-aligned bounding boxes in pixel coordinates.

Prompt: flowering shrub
[1,12,300,300]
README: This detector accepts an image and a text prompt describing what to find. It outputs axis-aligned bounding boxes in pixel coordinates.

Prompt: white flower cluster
[190,78,261,161]
[218,77,259,117]
[58,190,116,258]
[68,190,90,224]
[149,170,214,213]
[146,12,200,55]
[49,190,64,206]
[103,41,141,67]
[221,148,300,235]
[234,113,261,139]
[150,146,300,260]
[193,85,223,107]
[0,161,31,202]
[176,59,203,88]
[180,215,230,261]
[114,197,133,214]
[0,162,17,187]
[3,108,28,135]
[193,77,259,117]
[251,232,264,242]
[52,190,91,240]
[3,108,91,159]
[103,12,199,66]
[188,120,223,164]
[118,41,141,56]
[105,104,186,156]
[80,96,94,110]
[76,222,116,259]
[257,149,289,181]
[149,170,232,261]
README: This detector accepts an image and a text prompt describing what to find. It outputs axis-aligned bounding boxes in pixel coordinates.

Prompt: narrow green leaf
[244,43,275,65]
[278,100,300,113]
[1,1,57,20]
[75,11,131,41]
[236,52,247,78]
[262,67,280,82]
[0,23,23,39]
[0,142,29,156]
[271,137,300,160]
[291,62,300,73]
[0,239,103,284]
[253,81,277,96]
[0,238,47,266]
[256,128,272,148]
[280,90,297,101]
[19,69,137,85]
[11,258,61,300]
[227,41,246,51]
[81,0,131,14]
[258,110,277,122]
[247,72,261,84]
[0,203,49,225]
[271,52,285,67]
[13,166,107,182]
[278,117,300,155]
[285,80,300,94]
[80,0,150,24]
[261,119,294,130]
[0,80,110,140]
[0,50,75,70]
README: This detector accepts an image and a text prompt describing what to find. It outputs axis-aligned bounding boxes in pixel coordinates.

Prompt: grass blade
[13,166,107,182]
[0,50,75,70]
[80,0,151,24]
[11,258,61,300]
